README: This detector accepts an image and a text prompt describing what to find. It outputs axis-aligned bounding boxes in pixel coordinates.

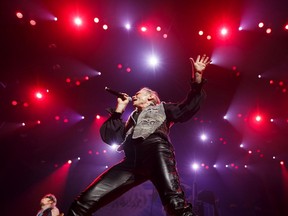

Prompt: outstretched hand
[189,54,211,83]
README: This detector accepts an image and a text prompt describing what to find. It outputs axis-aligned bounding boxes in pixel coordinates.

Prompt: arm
[100,94,130,145]
[164,81,206,123]
[165,54,211,123]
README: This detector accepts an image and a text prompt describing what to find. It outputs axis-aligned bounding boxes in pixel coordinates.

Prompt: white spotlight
[125,23,131,30]
[148,55,159,67]
[110,144,119,150]
[192,163,199,170]
[200,133,207,141]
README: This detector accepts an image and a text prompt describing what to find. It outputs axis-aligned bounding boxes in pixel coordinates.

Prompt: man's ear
[147,95,153,101]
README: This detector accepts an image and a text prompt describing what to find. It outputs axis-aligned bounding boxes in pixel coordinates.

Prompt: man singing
[67,54,211,216]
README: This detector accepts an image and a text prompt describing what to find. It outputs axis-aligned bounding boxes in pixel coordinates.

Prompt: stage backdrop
[94,182,163,216]
[93,181,194,216]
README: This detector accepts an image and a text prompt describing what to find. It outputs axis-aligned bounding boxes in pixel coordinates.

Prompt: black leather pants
[67,137,195,216]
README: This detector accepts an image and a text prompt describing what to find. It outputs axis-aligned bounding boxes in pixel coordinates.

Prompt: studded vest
[124,103,168,141]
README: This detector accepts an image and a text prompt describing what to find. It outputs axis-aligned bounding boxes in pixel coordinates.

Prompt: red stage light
[16,12,23,19]
[117,64,123,69]
[103,24,108,30]
[141,26,147,32]
[30,20,36,26]
[94,17,100,23]
[74,17,82,26]
[258,22,264,28]
[250,112,266,125]
[220,27,228,36]
[126,67,131,73]
[11,100,18,106]
[255,115,262,122]
[35,92,43,99]
[266,28,272,34]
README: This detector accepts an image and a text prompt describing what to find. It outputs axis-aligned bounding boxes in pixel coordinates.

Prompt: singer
[66,54,211,216]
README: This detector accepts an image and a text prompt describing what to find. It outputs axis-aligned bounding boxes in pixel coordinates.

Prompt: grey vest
[125,103,166,140]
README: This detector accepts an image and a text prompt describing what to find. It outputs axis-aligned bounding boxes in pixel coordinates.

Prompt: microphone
[105,87,132,101]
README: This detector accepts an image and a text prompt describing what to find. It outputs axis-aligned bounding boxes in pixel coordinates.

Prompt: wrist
[115,108,125,113]
[195,78,202,83]
[115,105,126,113]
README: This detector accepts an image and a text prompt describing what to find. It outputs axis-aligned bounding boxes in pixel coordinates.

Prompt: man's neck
[41,204,52,210]
[137,102,154,111]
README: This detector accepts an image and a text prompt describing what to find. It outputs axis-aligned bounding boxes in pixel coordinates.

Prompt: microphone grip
[105,87,132,101]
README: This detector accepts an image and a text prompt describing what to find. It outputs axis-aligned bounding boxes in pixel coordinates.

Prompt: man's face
[132,89,151,109]
[40,197,53,207]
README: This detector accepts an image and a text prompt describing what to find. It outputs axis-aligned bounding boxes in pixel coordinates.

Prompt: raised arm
[165,54,211,123]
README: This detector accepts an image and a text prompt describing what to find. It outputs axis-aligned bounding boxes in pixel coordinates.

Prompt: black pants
[67,137,195,216]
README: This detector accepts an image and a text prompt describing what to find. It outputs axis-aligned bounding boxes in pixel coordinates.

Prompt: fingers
[189,54,212,65]
[203,56,210,64]
[200,54,206,62]
[189,57,195,64]
[200,54,212,65]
